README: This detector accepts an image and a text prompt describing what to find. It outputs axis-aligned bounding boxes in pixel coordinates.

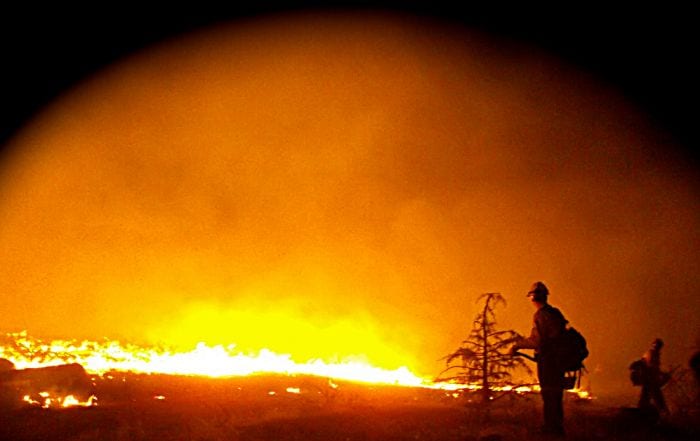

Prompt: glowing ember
[22,392,96,408]
[569,388,594,401]
[62,394,98,407]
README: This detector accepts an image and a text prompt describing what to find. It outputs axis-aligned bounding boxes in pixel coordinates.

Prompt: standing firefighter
[511,281,568,437]
[632,338,669,414]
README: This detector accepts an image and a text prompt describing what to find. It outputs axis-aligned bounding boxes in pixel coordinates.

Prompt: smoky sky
[0,11,698,396]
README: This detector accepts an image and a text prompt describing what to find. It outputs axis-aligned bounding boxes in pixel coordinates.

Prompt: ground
[1,373,698,440]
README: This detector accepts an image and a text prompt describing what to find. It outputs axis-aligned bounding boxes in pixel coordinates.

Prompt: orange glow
[0,11,697,398]
[144,300,419,372]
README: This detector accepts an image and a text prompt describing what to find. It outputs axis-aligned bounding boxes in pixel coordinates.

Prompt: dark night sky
[0,3,697,161]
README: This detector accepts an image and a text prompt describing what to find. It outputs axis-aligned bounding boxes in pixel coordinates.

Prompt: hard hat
[527,281,549,300]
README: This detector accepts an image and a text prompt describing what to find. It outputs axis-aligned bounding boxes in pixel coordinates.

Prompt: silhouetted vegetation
[435,292,532,402]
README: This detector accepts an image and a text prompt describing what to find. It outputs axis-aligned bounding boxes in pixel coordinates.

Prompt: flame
[1,331,430,387]
[1,331,594,401]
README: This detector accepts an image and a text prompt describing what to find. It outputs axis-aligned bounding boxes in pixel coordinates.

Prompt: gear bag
[629,359,646,386]
[555,326,589,372]
[554,326,589,390]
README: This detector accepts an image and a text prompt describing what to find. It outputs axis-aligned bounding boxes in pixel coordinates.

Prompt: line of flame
[1,331,592,400]
[1,331,429,387]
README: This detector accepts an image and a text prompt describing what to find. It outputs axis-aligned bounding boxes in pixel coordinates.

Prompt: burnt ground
[1,373,699,441]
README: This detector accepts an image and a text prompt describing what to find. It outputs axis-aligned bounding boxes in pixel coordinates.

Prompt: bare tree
[436,292,531,402]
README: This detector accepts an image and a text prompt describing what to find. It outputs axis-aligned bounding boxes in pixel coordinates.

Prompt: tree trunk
[481,295,490,403]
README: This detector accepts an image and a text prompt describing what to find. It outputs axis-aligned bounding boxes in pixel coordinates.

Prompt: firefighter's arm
[511,324,540,353]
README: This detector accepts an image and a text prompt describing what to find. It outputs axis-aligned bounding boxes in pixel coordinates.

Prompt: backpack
[556,326,589,372]
[629,359,646,386]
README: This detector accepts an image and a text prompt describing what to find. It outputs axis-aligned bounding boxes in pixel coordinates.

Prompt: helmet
[527,281,549,301]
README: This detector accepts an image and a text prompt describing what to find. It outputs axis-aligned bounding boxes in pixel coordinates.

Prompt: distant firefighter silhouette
[690,350,700,384]
[629,338,669,414]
